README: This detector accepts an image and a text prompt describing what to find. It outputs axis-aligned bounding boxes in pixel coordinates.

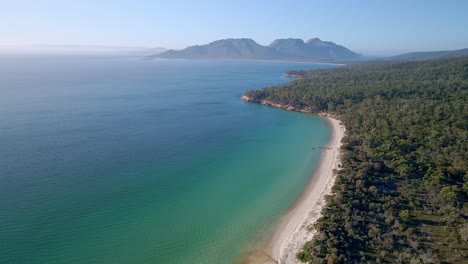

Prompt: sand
[243,115,345,264]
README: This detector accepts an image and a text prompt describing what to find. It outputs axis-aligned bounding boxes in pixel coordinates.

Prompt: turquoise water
[0,56,335,264]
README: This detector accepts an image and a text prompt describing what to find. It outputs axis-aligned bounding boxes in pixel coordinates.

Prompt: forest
[244,57,468,263]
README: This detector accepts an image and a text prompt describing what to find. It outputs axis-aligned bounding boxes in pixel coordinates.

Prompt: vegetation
[244,57,468,263]
[386,48,468,61]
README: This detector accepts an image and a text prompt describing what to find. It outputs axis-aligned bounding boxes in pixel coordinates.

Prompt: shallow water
[0,56,336,263]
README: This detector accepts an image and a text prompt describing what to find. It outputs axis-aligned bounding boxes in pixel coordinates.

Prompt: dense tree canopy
[244,57,468,263]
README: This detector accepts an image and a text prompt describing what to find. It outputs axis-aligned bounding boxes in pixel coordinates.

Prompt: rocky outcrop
[241,95,312,113]
[241,95,340,120]
[282,73,303,79]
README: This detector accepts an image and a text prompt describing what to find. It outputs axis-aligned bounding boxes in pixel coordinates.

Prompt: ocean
[0,56,336,263]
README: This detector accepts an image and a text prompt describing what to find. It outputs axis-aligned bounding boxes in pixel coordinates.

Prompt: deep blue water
[0,56,336,263]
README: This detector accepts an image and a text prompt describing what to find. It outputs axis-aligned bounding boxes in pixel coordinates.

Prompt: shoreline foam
[241,98,345,264]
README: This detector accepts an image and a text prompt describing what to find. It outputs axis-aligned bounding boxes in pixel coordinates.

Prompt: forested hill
[243,57,468,263]
[386,48,468,61]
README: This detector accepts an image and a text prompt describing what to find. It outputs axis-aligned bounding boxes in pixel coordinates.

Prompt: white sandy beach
[243,115,345,264]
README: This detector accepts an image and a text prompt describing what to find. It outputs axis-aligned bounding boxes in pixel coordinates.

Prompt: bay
[0,56,336,263]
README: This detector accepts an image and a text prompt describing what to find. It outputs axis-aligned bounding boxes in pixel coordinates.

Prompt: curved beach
[243,114,345,264]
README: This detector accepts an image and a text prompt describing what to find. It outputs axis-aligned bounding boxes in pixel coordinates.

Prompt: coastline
[241,96,345,264]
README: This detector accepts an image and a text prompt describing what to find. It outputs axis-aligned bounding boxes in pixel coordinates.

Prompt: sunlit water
[0,56,336,263]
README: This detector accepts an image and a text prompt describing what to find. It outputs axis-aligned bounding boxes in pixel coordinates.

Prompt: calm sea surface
[0,56,336,263]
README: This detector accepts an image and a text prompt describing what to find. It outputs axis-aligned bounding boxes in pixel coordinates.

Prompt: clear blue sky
[2,0,468,55]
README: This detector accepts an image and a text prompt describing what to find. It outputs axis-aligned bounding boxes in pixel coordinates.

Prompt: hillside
[153,38,293,60]
[386,48,468,61]
[243,57,468,263]
[152,38,359,61]
[269,38,359,60]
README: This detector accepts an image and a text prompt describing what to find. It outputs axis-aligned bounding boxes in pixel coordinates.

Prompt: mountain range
[152,38,359,61]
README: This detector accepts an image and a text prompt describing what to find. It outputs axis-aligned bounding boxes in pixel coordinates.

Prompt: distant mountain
[386,48,468,61]
[307,38,360,59]
[269,38,359,60]
[154,38,293,60]
[152,38,359,61]
[268,38,312,57]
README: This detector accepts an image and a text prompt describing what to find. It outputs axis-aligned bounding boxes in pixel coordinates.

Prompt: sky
[1,0,468,55]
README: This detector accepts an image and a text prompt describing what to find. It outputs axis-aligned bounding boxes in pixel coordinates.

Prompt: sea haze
[0,56,337,264]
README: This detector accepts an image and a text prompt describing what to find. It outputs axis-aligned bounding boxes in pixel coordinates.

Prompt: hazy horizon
[2,0,468,56]
[0,41,465,58]
[0,44,167,56]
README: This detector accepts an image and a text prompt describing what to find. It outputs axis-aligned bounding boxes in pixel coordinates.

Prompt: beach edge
[241,96,345,264]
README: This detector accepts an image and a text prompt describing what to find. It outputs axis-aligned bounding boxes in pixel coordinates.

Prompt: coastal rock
[282,73,303,79]
[241,95,312,113]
